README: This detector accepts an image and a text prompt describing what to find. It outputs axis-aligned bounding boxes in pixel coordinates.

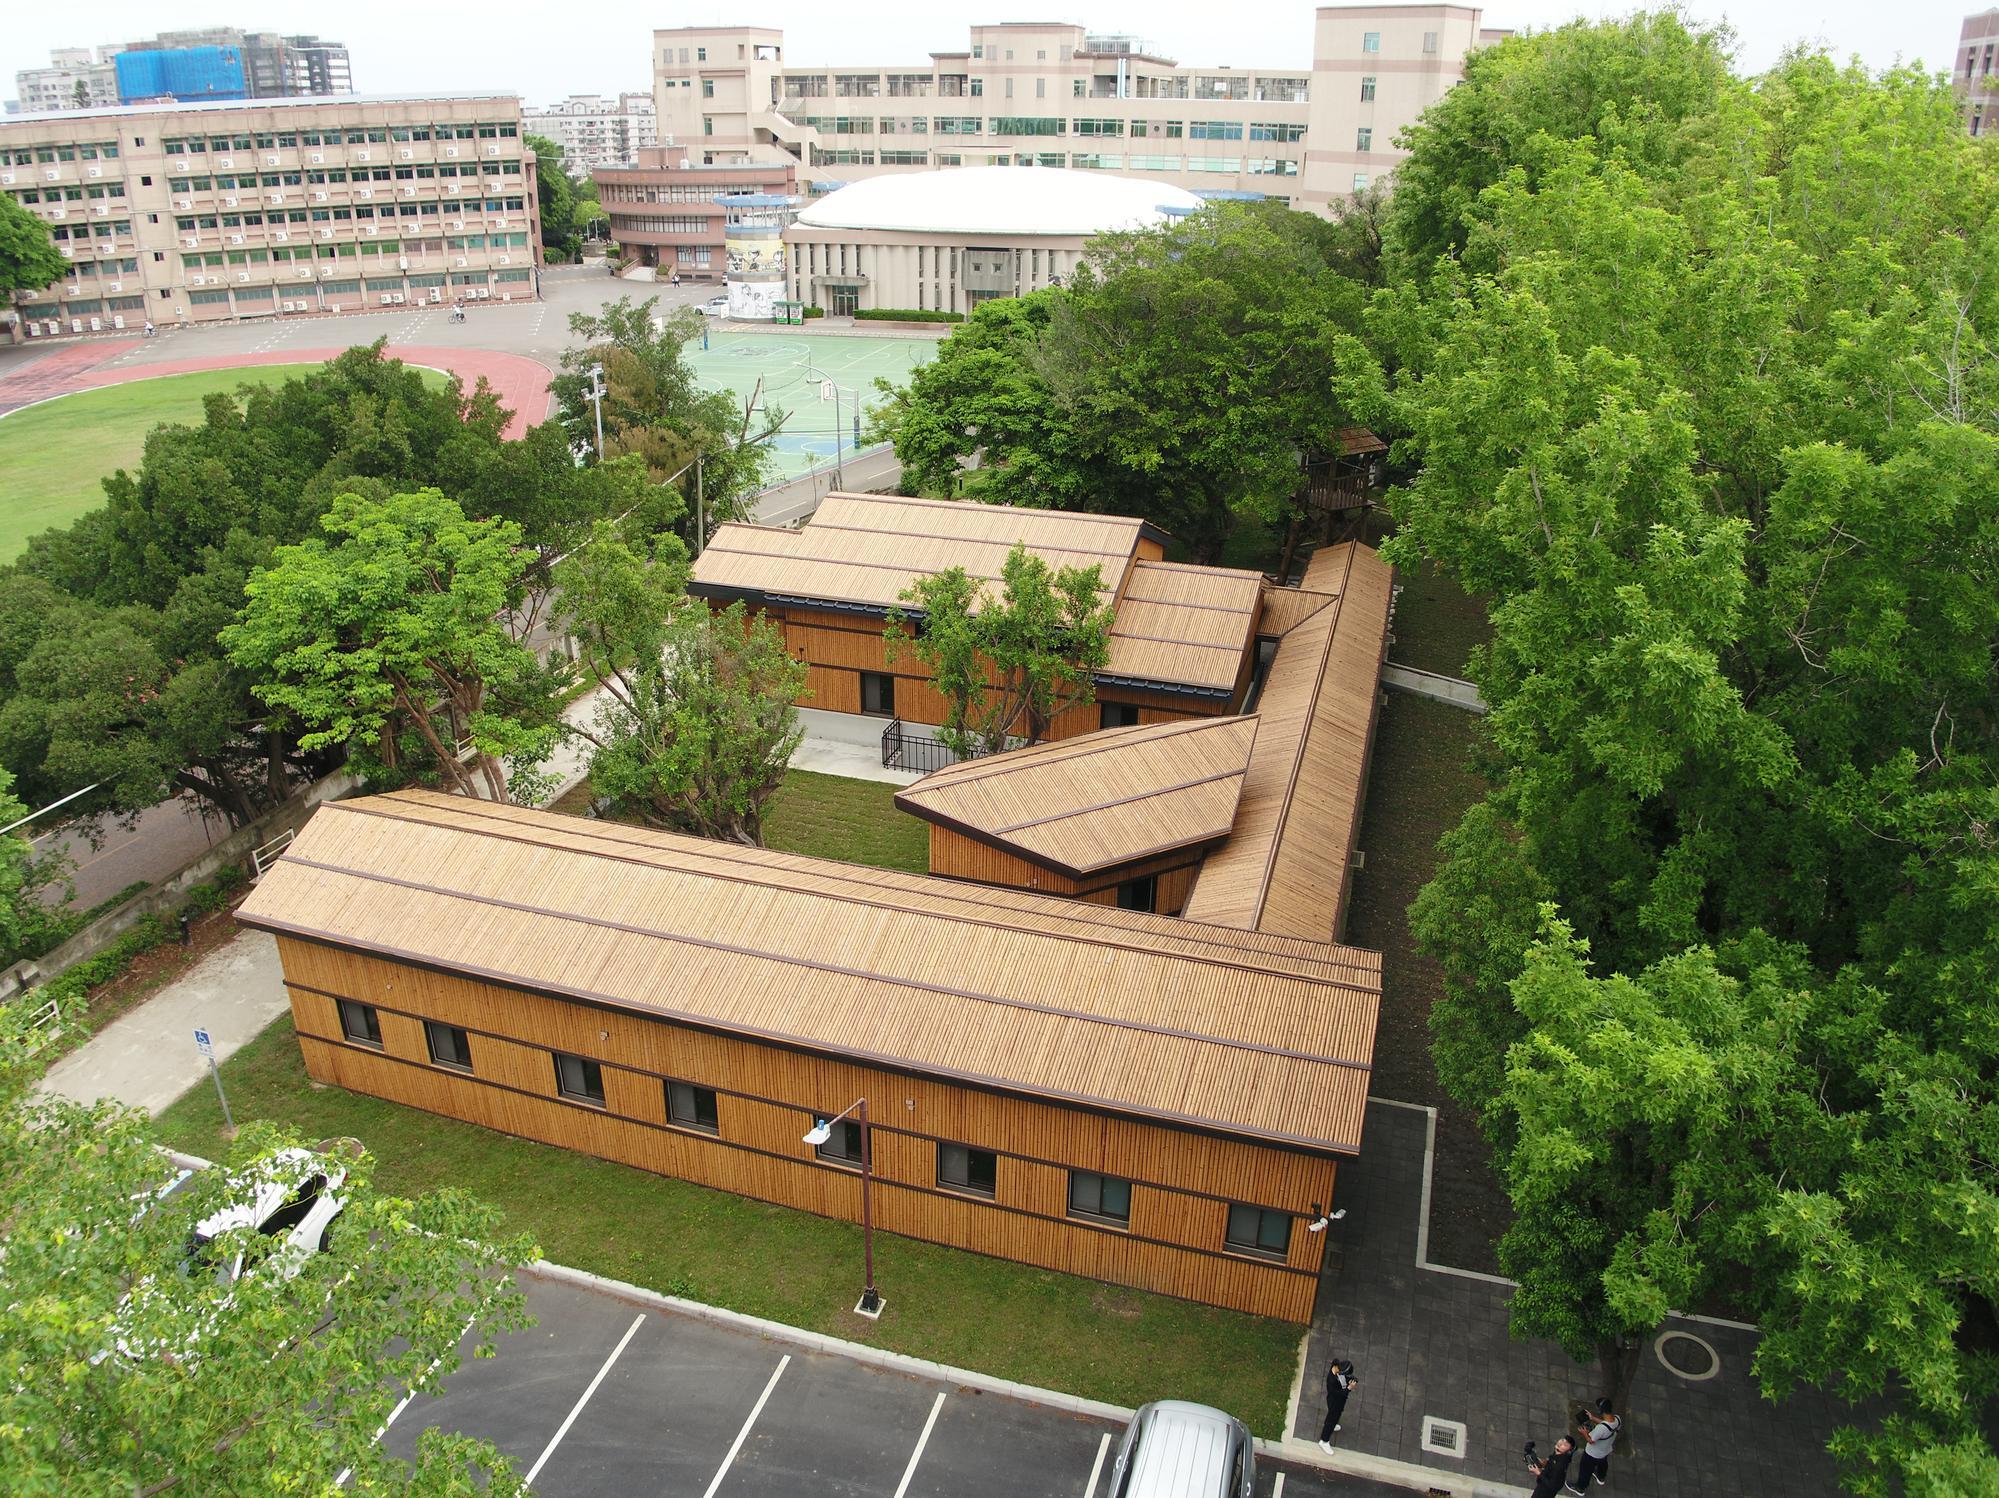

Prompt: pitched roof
[239,790,1381,1154]
[1180,543,1395,942]
[1104,560,1262,695]
[1257,583,1338,639]
[1335,426,1388,456]
[895,716,1258,878]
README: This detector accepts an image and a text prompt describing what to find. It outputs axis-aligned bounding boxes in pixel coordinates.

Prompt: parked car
[1106,1401,1256,1498]
[700,295,731,318]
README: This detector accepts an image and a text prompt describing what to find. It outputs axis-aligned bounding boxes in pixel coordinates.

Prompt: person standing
[1574,1399,1620,1489]
[1527,1435,1576,1498]
[1316,1358,1357,1453]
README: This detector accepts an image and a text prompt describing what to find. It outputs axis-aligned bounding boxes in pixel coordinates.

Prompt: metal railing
[250,828,295,880]
[882,718,976,774]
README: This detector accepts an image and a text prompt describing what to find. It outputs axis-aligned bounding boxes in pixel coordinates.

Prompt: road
[380,1271,1404,1498]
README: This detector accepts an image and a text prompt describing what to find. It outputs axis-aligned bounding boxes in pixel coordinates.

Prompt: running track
[0,344,555,438]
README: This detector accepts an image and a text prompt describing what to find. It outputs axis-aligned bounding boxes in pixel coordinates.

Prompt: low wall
[0,772,359,1001]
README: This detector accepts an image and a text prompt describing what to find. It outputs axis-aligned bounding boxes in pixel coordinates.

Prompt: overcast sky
[2,2,1979,107]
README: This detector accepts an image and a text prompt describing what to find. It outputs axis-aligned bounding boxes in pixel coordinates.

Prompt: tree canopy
[1348,16,1999,1490]
[526,133,584,262]
[869,202,1369,561]
[0,192,67,298]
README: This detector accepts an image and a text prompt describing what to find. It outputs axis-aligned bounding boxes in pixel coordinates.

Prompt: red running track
[0,345,555,438]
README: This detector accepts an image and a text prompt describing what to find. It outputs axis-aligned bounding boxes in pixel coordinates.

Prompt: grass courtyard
[0,364,445,563]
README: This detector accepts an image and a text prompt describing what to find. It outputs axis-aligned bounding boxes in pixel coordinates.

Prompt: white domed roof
[796,166,1203,237]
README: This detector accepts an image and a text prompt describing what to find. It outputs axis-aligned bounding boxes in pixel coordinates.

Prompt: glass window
[1068,1170,1132,1226]
[938,1143,997,1197]
[1362,31,1381,53]
[1356,127,1373,152]
[425,1021,472,1071]
[554,1051,605,1104]
[815,1118,864,1165]
[859,671,896,716]
[1225,1203,1293,1259]
[1423,31,1440,55]
[1116,876,1157,913]
[1359,76,1376,103]
[337,999,382,1047]
[667,1080,719,1133]
[1101,701,1142,729]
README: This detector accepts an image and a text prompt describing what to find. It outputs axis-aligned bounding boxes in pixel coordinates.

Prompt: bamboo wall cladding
[279,939,1331,1322]
[801,664,860,715]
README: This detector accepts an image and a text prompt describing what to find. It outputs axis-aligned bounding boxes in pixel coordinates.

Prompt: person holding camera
[1574,1398,1621,1488]
[1315,1358,1357,1452]
[1524,1434,1575,1498]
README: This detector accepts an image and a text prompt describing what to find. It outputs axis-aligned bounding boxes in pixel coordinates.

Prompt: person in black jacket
[1527,1435,1576,1498]
[1315,1359,1357,1451]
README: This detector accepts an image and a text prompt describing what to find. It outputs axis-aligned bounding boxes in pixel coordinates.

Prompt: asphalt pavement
[379,1271,1405,1498]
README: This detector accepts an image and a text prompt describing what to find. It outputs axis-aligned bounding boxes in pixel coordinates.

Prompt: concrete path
[1381,663,1486,713]
[36,930,287,1118]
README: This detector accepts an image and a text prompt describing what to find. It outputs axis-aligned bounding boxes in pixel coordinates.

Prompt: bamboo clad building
[238,790,1383,1321]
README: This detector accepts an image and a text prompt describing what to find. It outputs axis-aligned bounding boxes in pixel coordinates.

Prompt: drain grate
[1420,1415,1468,1458]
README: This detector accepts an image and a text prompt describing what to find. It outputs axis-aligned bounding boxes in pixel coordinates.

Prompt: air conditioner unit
[274,230,289,241]
[357,187,373,199]
[399,185,415,197]
[182,235,199,247]
[310,152,324,164]
[316,227,332,238]
[295,267,311,278]
[320,266,335,277]
[87,165,102,178]
[397,256,408,269]
[451,218,465,229]
[313,190,329,202]
[476,287,490,299]
[356,149,371,161]
[49,208,66,220]
[189,274,206,285]
[0,172,13,185]
[265,154,279,166]
[498,255,510,265]
[219,157,235,169]
[445,145,460,157]
[364,224,378,236]
[223,196,239,207]
[107,281,122,292]
[484,143,500,155]
[380,293,394,305]
[392,292,406,303]
[59,245,73,258]
[174,160,190,171]
[268,192,284,203]
[230,233,245,244]
[455,256,467,267]
[44,168,59,181]
[175,197,193,209]
[237,272,250,283]
[92,205,109,217]
[398,148,413,160]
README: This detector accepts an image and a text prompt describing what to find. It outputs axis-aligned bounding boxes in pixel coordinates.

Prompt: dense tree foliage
[553,296,780,547]
[526,133,584,262]
[0,193,67,298]
[558,524,804,844]
[1347,15,1999,1490]
[0,345,642,830]
[0,765,72,967]
[870,202,1368,560]
[886,543,1114,758]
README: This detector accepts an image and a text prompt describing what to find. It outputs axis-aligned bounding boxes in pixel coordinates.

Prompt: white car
[700,295,732,318]
[182,1146,348,1287]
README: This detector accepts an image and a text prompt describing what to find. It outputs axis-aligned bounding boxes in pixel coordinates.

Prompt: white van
[1107,1400,1256,1498]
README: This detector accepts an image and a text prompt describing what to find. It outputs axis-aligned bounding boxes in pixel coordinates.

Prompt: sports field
[683,330,936,480]
[0,364,445,563]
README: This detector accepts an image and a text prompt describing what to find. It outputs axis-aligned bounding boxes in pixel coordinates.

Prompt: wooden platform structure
[240,789,1383,1321]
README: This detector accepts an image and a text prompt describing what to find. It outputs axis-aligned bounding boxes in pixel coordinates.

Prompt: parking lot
[375,1272,1403,1497]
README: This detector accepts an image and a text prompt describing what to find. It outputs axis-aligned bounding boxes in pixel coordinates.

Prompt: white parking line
[700,1353,791,1498]
[1272,1473,1286,1498]
[333,1308,481,1487]
[1082,1431,1111,1497]
[890,1390,946,1498]
[522,1312,645,1485]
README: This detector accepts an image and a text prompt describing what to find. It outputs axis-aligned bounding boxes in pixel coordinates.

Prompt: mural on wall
[725,236,786,278]
[726,279,781,319]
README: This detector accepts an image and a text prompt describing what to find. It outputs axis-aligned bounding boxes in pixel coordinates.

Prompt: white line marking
[522,1312,645,1485]
[1272,1473,1286,1497]
[334,1308,480,1486]
[1082,1431,1111,1498]
[891,1391,946,1498]
[701,1353,791,1498]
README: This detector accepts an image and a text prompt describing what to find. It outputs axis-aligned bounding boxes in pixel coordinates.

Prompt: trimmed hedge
[854,308,963,324]
[37,865,248,1010]
[803,305,825,318]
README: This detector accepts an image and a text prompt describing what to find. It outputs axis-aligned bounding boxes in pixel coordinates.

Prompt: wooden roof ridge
[266,847,1375,1075]
[899,715,1255,794]
[800,519,1137,563]
[1130,558,1266,580]
[824,490,1161,538]
[317,794,1384,998]
[1257,585,1338,638]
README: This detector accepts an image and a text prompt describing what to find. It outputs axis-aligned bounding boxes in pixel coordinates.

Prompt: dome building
[782,166,1202,317]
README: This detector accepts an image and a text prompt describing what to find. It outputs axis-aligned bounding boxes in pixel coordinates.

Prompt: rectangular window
[1352,172,1371,192]
[1068,1170,1132,1226]
[1225,1203,1293,1259]
[859,671,895,716]
[937,1142,998,1197]
[1116,875,1157,913]
[703,79,715,98]
[667,1080,720,1133]
[1362,31,1381,53]
[425,1021,472,1071]
[1423,31,1440,55]
[815,1118,863,1165]
[1356,128,1373,152]
[554,1051,606,1105]
[337,999,382,1047]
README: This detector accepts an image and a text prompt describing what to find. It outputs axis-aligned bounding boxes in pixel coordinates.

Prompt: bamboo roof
[691,494,1260,697]
[1257,583,1338,639]
[895,716,1258,878]
[240,789,1381,1154]
[1335,426,1388,457]
[1180,543,1395,942]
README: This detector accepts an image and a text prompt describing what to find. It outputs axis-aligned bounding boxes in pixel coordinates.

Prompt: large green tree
[224,490,564,802]
[886,543,1114,758]
[0,765,72,968]
[526,133,582,262]
[0,192,66,298]
[557,524,804,844]
[1349,18,1999,1490]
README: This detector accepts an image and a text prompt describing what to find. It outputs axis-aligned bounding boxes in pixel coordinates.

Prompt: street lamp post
[584,363,607,463]
[803,1098,881,1316]
[800,357,858,490]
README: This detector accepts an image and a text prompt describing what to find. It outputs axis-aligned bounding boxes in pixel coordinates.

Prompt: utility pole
[585,363,606,462]
[695,451,705,552]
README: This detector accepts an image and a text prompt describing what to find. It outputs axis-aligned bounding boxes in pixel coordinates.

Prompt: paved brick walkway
[1297,1100,1869,1497]
[0,343,553,437]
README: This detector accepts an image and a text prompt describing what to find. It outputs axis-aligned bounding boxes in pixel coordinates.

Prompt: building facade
[2,94,541,336]
[1958,9,1999,134]
[13,31,353,113]
[240,788,1383,1322]
[651,7,1507,215]
[524,92,658,172]
[594,145,796,278]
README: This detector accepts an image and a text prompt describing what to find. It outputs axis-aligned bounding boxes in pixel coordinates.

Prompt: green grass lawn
[763,768,930,872]
[0,364,445,563]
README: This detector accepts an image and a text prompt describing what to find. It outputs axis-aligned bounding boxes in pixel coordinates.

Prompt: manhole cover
[1655,1328,1721,1381]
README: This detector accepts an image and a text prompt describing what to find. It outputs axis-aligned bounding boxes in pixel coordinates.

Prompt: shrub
[854,308,963,324]
[802,304,825,318]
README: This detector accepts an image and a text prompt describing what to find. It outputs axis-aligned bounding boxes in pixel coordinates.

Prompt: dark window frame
[1224,1202,1293,1261]
[858,670,896,716]
[666,1079,720,1134]
[1116,875,1158,913]
[936,1141,998,1198]
[815,1117,864,1166]
[424,1020,473,1072]
[1068,1169,1133,1227]
[337,998,382,1048]
[1100,700,1142,729]
[553,1050,607,1106]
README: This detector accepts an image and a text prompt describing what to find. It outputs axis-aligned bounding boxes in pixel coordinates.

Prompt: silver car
[1108,1400,1256,1498]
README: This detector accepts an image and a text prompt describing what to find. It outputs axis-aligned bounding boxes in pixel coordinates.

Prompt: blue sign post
[194,1027,233,1132]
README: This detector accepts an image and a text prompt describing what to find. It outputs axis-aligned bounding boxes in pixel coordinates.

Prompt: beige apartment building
[652,6,1506,217]
[1957,9,1999,134]
[2,94,541,338]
